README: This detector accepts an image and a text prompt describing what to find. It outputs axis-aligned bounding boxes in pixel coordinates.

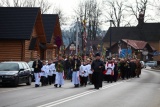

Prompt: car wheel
[26,76,32,85]
[13,78,18,87]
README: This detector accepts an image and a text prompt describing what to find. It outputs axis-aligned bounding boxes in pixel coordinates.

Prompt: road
[0,68,160,107]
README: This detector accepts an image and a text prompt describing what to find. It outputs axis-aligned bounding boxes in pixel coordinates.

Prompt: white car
[145,61,157,67]
[140,61,145,68]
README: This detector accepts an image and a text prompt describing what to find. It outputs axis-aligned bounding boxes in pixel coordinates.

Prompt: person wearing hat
[71,54,81,87]
[64,56,72,80]
[32,54,43,87]
[91,53,105,89]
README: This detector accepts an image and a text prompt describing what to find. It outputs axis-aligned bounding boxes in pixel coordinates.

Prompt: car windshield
[28,61,33,68]
[147,61,154,63]
[0,63,19,71]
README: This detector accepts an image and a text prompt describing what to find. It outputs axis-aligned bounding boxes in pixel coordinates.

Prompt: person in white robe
[86,58,92,84]
[79,61,84,86]
[54,56,65,88]
[71,54,81,88]
[104,59,115,83]
[80,60,89,87]
[48,59,56,85]
[52,58,57,83]
[41,60,49,86]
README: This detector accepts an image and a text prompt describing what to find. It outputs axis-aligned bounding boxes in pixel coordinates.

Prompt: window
[22,62,27,69]
[19,63,24,70]
[0,63,19,71]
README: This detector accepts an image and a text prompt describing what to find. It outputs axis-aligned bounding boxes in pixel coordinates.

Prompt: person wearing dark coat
[71,54,81,87]
[65,56,72,80]
[135,59,141,78]
[119,59,125,80]
[130,59,137,78]
[32,55,42,87]
[91,53,105,89]
[113,59,118,82]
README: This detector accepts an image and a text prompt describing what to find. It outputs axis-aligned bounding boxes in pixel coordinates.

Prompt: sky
[5,0,160,30]
[49,0,106,30]
[49,0,160,30]
[49,0,79,16]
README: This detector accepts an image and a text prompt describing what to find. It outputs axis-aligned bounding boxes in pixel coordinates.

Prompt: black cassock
[91,59,105,89]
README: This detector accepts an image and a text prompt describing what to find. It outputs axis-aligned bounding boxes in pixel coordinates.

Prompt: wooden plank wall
[0,40,22,61]
[53,49,56,58]
[149,41,160,61]
[24,40,38,62]
[46,49,53,60]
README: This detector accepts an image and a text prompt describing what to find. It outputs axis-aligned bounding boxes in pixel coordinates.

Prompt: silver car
[145,61,157,67]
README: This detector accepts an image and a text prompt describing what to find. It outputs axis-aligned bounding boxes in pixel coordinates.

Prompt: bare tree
[0,0,52,13]
[103,0,127,27]
[12,0,27,7]
[37,0,51,14]
[0,0,4,6]
[74,0,103,40]
[151,0,160,18]
[0,0,11,7]
[88,0,103,40]
[125,0,154,23]
[52,6,68,26]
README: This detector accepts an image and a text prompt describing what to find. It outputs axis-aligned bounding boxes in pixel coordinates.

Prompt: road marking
[37,81,125,107]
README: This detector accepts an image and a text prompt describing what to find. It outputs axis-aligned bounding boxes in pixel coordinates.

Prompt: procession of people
[32,53,142,89]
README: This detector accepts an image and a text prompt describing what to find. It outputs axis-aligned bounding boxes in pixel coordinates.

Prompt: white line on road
[37,81,126,107]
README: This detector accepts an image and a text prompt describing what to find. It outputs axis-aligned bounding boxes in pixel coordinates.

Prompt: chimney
[138,9,144,28]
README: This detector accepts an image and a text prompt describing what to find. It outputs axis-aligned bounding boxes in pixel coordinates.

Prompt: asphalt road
[0,68,160,107]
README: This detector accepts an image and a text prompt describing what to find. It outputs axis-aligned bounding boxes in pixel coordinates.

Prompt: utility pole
[109,20,113,58]
[76,18,79,55]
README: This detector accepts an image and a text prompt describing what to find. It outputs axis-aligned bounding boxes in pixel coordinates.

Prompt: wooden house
[103,13,160,61]
[0,7,46,62]
[42,14,62,59]
[109,39,155,61]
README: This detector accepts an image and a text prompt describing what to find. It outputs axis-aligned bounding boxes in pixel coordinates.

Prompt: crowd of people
[32,53,142,89]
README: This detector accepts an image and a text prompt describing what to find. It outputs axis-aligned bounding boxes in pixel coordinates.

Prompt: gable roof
[0,7,40,40]
[42,14,58,43]
[122,39,147,50]
[103,23,160,42]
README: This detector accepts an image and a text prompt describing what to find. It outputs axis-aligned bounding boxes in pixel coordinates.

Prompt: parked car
[140,61,145,68]
[27,61,34,82]
[145,61,157,67]
[0,61,32,86]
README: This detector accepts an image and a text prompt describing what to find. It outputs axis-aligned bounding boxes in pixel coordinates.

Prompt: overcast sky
[49,0,79,16]
[49,0,105,30]
[4,0,160,30]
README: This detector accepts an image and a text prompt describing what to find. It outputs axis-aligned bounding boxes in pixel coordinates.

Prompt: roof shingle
[103,23,160,42]
[42,14,58,43]
[0,7,40,40]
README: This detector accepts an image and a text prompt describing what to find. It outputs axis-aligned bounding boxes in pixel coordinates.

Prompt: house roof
[103,23,160,42]
[122,39,147,50]
[29,37,37,50]
[42,14,58,43]
[0,7,41,40]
